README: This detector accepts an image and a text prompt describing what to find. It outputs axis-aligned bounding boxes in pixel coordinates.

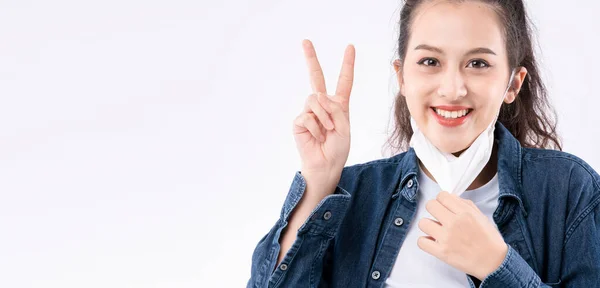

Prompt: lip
[430,107,471,127]
[432,105,471,111]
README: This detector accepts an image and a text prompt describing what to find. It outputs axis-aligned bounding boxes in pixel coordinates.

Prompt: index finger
[436,191,467,214]
[302,39,327,94]
[425,199,455,226]
[335,44,355,101]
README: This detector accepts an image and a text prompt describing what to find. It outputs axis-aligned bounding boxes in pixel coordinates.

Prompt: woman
[248,0,600,287]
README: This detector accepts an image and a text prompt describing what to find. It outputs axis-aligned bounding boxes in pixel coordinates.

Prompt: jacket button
[407,179,414,188]
[394,217,404,226]
[371,270,381,280]
[323,211,332,220]
[280,263,288,271]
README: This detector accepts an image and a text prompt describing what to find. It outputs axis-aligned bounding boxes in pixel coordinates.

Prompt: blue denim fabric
[247,122,600,287]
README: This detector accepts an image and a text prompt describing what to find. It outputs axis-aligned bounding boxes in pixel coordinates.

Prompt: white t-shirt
[384,166,500,287]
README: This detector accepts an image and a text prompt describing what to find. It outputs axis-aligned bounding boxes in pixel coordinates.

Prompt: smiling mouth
[431,107,473,119]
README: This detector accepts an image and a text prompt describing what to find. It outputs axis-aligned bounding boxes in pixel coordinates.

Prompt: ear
[393,59,406,97]
[504,67,528,104]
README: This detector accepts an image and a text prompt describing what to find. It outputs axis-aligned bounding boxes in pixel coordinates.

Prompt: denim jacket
[247,122,600,287]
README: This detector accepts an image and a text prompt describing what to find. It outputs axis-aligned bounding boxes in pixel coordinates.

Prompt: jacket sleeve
[246,171,352,288]
[471,197,600,288]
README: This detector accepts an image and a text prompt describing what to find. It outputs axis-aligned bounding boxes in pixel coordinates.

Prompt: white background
[0,0,598,287]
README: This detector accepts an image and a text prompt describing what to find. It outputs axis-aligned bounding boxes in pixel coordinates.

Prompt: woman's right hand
[293,39,355,187]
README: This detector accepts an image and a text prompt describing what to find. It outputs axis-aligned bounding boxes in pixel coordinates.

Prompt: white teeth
[434,108,470,119]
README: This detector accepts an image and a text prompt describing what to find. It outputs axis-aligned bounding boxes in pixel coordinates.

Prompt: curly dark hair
[385,0,562,153]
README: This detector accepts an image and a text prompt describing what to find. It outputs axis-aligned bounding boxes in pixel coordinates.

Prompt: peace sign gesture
[293,39,355,188]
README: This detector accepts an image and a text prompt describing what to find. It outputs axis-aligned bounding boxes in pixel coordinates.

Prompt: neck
[419,142,499,191]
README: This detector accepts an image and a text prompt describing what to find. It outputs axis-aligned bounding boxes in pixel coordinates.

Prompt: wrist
[477,243,509,280]
[300,169,341,195]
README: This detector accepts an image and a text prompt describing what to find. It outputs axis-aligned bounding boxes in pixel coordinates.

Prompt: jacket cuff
[279,171,351,237]
[479,244,541,288]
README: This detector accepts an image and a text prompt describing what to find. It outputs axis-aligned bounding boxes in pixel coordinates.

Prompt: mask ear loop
[494,68,517,120]
[504,69,517,104]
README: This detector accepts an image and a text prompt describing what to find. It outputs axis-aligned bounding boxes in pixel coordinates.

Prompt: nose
[437,69,467,100]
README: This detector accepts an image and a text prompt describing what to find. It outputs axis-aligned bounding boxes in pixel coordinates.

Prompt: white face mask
[409,69,516,196]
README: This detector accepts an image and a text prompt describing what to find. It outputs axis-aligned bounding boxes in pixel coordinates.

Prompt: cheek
[470,81,499,98]
[403,77,438,122]
[404,64,440,97]
[470,94,505,130]
[470,84,506,114]
[403,72,438,102]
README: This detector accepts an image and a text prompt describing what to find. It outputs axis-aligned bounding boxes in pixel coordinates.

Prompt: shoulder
[521,147,600,232]
[337,151,411,194]
[521,147,600,191]
[340,150,409,176]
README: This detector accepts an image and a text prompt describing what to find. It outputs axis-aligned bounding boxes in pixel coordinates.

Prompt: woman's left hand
[417,191,508,280]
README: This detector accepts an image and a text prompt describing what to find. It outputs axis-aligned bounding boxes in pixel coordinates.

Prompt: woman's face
[395,0,526,154]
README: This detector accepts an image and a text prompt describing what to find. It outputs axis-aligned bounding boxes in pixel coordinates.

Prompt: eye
[417,58,440,67]
[467,59,490,69]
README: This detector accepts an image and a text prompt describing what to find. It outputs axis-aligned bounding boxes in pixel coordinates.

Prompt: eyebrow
[414,44,497,56]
